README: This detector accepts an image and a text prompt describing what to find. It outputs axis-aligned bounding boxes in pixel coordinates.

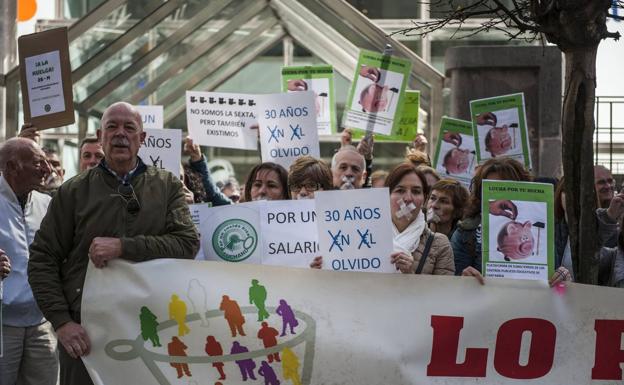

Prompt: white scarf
[392,211,426,254]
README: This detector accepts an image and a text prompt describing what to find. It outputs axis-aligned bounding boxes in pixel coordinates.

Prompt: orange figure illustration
[257,321,280,363]
[219,295,246,337]
[205,335,226,380]
[169,294,191,336]
[168,336,192,378]
[282,347,302,385]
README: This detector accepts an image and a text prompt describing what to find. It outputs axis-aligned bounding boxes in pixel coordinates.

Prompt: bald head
[101,102,143,132]
[97,101,146,175]
[331,146,366,189]
[0,137,51,196]
[0,138,39,172]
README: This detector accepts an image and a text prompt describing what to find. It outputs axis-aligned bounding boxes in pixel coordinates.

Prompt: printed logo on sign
[212,219,258,262]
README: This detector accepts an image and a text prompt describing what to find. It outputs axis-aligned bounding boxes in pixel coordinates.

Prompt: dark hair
[80,137,100,153]
[243,162,289,202]
[430,179,469,222]
[384,162,430,200]
[465,157,532,219]
[288,156,332,192]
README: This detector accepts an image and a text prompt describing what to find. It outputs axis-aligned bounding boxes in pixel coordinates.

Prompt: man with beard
[29,102,199,385]
[42,147,65,194]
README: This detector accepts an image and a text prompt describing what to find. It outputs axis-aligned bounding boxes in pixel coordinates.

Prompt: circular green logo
[212,219,258,262]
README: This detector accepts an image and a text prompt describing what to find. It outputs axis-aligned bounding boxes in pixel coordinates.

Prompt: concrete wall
[445,46,562,177]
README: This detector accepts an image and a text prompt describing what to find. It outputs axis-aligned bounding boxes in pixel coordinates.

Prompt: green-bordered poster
[432,116,476,187]
[482,180,555,282]
[344,49,412,136]
[352,90,420,142]
[470,93,531,169]
[281,65,336,136]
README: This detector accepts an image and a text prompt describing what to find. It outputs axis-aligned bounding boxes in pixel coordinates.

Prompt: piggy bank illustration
[496,220,534,261]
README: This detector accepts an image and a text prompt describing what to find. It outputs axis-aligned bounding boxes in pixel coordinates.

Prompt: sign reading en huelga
[199,200,318,268]
[186,91,259,150]
[18,27,74,129]
[82,259,624,385]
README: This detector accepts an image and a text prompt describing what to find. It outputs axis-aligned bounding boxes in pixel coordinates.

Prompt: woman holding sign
[387,163,455,275]
[288,156,333,200]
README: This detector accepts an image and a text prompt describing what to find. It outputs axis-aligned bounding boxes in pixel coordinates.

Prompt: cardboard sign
[344,49,412,136]
[315,188,394,273]
[432,117,477,187]
[470,93,532,169]
[281,65,336,136]
[18,27,74,129]
[199,200,318,268]
[257,92,320,170]
[353,90,420,142]
[482,180,555,281]
[138,128,182,178]
[186,91,258,150]
[82,259,624,385]
[135,105,164,129]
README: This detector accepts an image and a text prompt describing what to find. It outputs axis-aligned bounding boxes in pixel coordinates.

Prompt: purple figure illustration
[258,360,281,385]
[275,299,298,336]
[231,341,257,381]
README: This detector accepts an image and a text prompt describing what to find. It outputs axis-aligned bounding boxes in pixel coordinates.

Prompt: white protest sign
[24,51,65,118]
[260,199,319,268]
[138,128,182,178]
[315,188,394,273]
[257,91,320,169]
[135,105,164,129]
[188,203,211,230]
[200,202,262,264]
[186,91,258,150]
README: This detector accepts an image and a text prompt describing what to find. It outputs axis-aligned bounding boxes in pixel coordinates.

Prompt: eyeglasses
[117,183,140,214]
[290,182,321,193]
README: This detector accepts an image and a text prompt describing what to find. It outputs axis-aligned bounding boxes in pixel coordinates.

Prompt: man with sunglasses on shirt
[28,102,200,385]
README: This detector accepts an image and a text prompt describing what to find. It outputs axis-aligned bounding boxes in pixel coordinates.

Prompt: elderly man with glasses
[28,102,200,385]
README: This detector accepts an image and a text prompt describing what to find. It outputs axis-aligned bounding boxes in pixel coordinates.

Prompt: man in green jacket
[28,102,200,385]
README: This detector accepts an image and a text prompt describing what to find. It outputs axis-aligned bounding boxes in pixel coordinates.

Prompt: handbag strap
[415,233,435,274]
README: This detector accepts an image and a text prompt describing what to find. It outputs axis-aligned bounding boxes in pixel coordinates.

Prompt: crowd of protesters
[1,101,624,385]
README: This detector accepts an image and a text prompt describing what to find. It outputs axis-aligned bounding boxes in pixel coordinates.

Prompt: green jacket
[28,161,199,330]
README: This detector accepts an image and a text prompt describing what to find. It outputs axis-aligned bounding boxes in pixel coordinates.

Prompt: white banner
[200,200,318,268]
[138,128,182,178]
[315,188,394,273]
[82,259,624,385]
[257,92,320,169]
[186,91,258,150]
[136,105,164,129]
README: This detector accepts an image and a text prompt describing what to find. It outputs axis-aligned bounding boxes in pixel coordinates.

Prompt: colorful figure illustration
[139,306,161,347]
[257,321,280,363]
[205,336,226,381]
[220,295,246,337]
[168,336,192,378]
[169,294,191,336]
[187,279,209,327]
[230,341,257,381]
[258,360,281,385]
[275,299,298,336]
[249,279,270,321]
[281,347,302,385]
